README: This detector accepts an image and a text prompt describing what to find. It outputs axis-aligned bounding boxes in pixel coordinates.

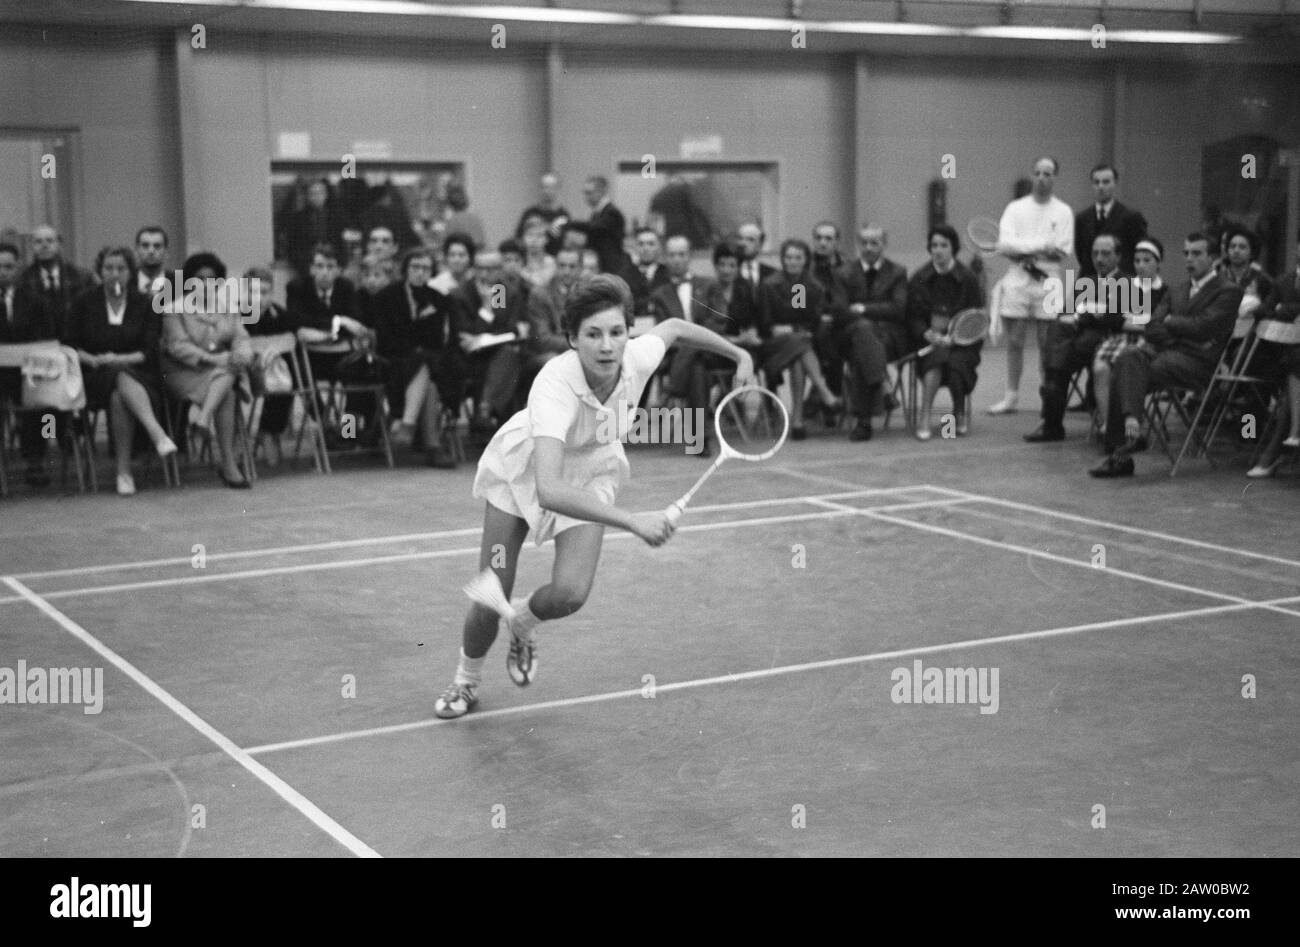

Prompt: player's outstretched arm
[533,437,675,546]
[649,318,755,385]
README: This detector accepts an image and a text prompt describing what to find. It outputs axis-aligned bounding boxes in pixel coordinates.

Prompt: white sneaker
[434,680,479,719]
[915,427,932,442]
[116,473,136,496]
[987,394,1019,415]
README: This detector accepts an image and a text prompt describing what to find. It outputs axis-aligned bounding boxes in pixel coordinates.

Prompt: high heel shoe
[219,470,251,490]
[1246,457,1283,479]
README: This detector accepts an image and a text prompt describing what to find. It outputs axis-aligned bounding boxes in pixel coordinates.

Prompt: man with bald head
[515,172,571,256]
[830,224,910,440]
[735,222,775,292]
[19,225,93,334]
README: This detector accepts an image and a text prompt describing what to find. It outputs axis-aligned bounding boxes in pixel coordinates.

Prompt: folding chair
[82,406,178,490]
[1143,383,1208,477]
[294,339,394,471]
[163,387,256,485]
[903,354,975,435]
[0,402,95,496]
[1067,365,1104,443]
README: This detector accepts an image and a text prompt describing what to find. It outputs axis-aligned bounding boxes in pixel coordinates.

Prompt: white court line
[2,501,958,603]
[8,485,925,584]
[926,484,1300,570]
[245,591,1300,757]
[2,576,381,859]
[806,497,1300,620]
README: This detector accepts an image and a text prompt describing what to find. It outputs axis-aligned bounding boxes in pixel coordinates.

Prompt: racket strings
[715,386,788,460]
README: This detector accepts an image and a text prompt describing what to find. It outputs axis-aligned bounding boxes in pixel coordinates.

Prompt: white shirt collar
[1190,270,1217,295]
[1096,200,1115,215]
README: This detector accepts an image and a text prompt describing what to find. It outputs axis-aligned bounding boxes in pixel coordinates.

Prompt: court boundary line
[805,497,1300,620]
[2,576,382,859]
[925,484,1300,570]
[7,485,927,583]
[0,490,949,604]
[244,591,1300,757]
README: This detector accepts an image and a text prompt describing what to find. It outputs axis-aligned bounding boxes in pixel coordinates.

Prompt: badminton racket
[916,307,989,357]
[663,385,789,526]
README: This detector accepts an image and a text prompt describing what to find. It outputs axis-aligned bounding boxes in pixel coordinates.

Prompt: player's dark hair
[399,247,434,278]
[135,225,168,247]
[1185,232,1211,251]
[927,224,961,256]
[1092,232,1121,254]
[778,238,811,271]
[497,238,524,259]
[563,273,632,336]
[310,242,339,265]
[1090,163,1118,181]
[442,232,476,263]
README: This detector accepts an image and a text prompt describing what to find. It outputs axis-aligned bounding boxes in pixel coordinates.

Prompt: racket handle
[664,501,684,526]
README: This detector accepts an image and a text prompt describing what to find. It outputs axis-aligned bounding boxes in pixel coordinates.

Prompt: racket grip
[664,502,684,526]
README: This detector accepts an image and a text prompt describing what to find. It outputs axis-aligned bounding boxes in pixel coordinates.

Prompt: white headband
[1135,240,1162,261]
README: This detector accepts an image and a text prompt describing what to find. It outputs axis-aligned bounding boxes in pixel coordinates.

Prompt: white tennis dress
[473,333,667,545]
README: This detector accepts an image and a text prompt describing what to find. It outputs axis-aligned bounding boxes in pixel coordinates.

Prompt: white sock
[509,596,544,642]
[453,649,485,686]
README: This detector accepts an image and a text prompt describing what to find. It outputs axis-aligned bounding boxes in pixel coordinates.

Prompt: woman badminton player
[434,273,755,718]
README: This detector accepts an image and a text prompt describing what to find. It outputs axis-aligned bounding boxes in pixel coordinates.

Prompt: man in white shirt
[987,157,1075,415]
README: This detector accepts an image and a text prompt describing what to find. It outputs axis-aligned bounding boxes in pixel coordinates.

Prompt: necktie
[746,262,757,287]
[4,288,12,326]
[1097,207,1106,226]
[865,265,877,296]
[320,289,330,309]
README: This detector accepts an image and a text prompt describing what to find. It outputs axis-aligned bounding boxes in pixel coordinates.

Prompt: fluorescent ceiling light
[120,1,1244,43]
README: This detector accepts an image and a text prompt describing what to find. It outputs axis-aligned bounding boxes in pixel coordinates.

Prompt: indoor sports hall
[1,0,1298,860]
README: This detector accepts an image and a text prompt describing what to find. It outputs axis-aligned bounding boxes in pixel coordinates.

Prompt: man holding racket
[984,157,1075,415]
[434,274,754,719]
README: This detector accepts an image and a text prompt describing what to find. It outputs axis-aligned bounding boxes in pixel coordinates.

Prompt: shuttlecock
[462,568,517,620]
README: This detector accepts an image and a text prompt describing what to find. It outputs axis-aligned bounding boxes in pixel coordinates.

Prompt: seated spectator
[372,248,463,468]
[63,246,176,496]
[711,242,760,350]
[1090,232,1243,477]
[1246,241,1300,477]
[907,225,984,441]
[160,252,254,488]
[1093,238,1170,439]
[355,253,396,327]
[519,218,556,291]
[618,228,671,318]
[455,249,527,431]
[286,242,379,446]
[830,225,910,439]
[756,238,841,440]
[649,235,731,451]
[1025,233,1129,444]
[0,241,61,487]
[135,226,170,295]
[21,224,95,336]
[581,249,602,278]
[514,172,570,256]
[242,266,297,466]
[1217,225,1273,317]
[523,246,581,380]
[498,238,526,284]
[431,232,476,295]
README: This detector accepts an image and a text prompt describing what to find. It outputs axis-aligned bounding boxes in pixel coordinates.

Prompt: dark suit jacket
[18,259,95,334]
[579,202,627,275]
[756,272,826,336]
[63,288,160,370]
[525,279,574,356]
[737,261,776,295]
[718,278,758,334]
[0,285,57,344]
[286,276,359,333]
[617,259,672,317]
[454,277,528,337]
[830,258,908,332]
[1073,268,1133,335]
[1145,273,1244,368]
[648,276,728,333]
[1074,201,1148,277]
[371,282,456,359]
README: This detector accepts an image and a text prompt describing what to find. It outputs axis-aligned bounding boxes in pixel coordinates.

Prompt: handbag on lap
[20,345,86,411]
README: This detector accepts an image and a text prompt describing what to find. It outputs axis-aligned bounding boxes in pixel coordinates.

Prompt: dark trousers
[667,347,730,413]
[1104,345,1214,452]
[308,350,378,427]
[1039,324,1106,433]
[840,319,907,418]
